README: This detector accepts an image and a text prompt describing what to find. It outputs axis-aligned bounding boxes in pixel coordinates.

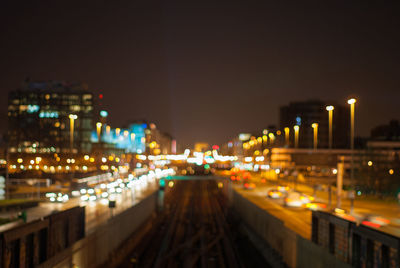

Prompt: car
[305,202,327,211]
[361,215,390,227]
[243,182,256,190]
[299,193,314,204]
[267,190,283,199]
[277,186,289,193]
[284,192,303,207]
[46,192,69,203]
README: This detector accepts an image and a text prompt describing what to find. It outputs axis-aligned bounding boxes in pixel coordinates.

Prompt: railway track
[120,178,269,268]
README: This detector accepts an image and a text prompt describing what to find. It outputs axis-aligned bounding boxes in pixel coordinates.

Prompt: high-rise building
[371,120,400,141]
[280,100,349,149]
[7,81,94,153]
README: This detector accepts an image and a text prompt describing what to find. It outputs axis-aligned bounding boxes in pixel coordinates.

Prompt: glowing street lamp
[96,122,102,142]
[69,114,78,152]
[347,98,357,214]
[294,125,300,148]
[311,123,318,150]
[115,128,121,137]
[326,105,334,149]
[106,125,111,136]
[284,127,290,147]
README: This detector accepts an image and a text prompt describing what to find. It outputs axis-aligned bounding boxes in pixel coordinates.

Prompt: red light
[244,183,249,188]
[261,179,266,183]
[362,221,381,228]
[212,145,219,150]
[230,176,235,181]
[99,94,103,99]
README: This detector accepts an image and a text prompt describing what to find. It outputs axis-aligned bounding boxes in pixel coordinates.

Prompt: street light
[284,127,290,147]
[347,98,357,214]
[326,105,334,149]
[311,123,318,150]
[294,125,300,148]
[96,122,102,142]
[69,114,78,153]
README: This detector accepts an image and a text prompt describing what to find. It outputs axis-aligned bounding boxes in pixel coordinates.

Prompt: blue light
[100,110,108,117]
[296,116,301,125]
[39,111,59,118]
[27,105,40,113]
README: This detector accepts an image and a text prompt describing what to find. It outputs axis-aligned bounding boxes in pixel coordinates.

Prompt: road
[234,184,312,239]
[0,179,159,233]
[233,172,400,239]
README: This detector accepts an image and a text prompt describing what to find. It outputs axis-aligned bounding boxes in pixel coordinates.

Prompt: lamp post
[311,123,318,150]
[96,122,102,142]
[347,98,357,214]
[284,127,290,147]
[326,105,334,149]
[294,125,300,148]
[69,114,78,153]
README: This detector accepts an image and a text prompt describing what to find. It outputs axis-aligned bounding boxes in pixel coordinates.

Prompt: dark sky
[1,1,399,147]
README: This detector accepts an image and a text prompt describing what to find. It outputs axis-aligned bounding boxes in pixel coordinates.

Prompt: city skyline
[1,2,399,147]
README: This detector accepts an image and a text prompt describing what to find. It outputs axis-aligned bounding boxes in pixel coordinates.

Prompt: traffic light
[159,178,166,190]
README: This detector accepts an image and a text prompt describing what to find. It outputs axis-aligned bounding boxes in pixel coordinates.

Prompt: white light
[326,105,334,111]
[244,157,253,162]
[347,98,356,105]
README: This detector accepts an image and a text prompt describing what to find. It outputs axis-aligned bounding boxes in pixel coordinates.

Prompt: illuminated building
[280,100,349,149]
[194,143,209,153]
[92,120,173,155]
[7,81,94,153]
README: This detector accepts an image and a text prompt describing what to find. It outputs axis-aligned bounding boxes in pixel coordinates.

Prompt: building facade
[280,100,349,149]
[8,81,94,154]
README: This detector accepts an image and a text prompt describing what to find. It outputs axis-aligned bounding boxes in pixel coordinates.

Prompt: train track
[121,178,245,268]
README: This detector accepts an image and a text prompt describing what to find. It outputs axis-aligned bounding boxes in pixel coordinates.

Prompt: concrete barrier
[39,191,157,268]
[231,189,350,268]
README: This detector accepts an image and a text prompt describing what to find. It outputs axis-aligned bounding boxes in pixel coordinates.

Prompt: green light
[100,110,108,117]
[204,164,210,169]
[159,179,166,188]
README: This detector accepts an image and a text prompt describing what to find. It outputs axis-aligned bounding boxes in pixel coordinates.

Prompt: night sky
[1,1,399,147]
